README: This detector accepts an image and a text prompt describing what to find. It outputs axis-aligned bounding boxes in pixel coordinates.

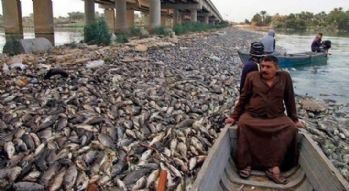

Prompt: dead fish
[76,171,89,191]
[114,178,127,191]
[191,137,205,154]
[48,169,66,191]
[149,132,165,146]
[132,176,146,190]
[64,164,78,190]
[4,141,15,159]
[37,115,58,132]
[176,142,187,158]
[189,145,199,156]
[189,157,197,171]
[44,68,68,79]
[174,158,188,172]
[22,133,35,150]
[170,139,178,154]
[75,124,98,132]
[40,163,60,186]
[139,149,152,165]
[146,169,160,188]
[56,117,68,131]
[98,134,115,148]
[14,129,26,139]
[12,182,45,191]
[123,168,152,185]
[23,170,41,182]
[0,166,22,182]
[30,133,41,147]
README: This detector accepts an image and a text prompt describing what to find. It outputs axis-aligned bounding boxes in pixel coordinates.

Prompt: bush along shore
[0,27,348,190]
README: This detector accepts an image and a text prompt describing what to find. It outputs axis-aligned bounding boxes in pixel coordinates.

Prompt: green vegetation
[152,26,173,36]
[173,21,229,35]
[249,8,349,33]
[115,33,129,43]
[130,26,142,36]
[84,19,111,45]
[3,38,24,56]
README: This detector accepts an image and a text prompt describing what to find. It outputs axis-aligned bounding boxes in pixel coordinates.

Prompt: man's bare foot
[265,166,288,184]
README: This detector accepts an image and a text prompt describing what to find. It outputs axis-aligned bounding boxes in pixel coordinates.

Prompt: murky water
[0,29,83,50]
[276,33,349,104]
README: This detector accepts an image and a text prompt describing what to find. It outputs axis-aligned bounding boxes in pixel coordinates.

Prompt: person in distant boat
[239,42,264,94]
[261,30,276,54]
[225,55,304,184]
[311,32,323,52]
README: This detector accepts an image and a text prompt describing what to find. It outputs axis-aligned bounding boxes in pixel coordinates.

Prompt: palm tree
[260,11,267,25]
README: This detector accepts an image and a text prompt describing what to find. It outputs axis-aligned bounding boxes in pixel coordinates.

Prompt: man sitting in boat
[311,32,323,52]
[239,42,264,93]
[261,30,276,54]
[225,55,304,184]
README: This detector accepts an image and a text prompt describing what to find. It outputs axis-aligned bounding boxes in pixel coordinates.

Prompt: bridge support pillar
[1,0,23,40]
[33,0,55,45]
[104,8,115,32]
[84,0,95,25]
[191,9,197,22]
[161,15,168,27]
[149,0,161,30]
[173,9,181,26]
[127,9,134,28]
[204,15,209,24]
[115,0,128,33]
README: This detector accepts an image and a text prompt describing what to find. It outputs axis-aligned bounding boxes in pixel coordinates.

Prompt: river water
[0,29,83,50]
[276,33,349,104]
[0,30,348,104]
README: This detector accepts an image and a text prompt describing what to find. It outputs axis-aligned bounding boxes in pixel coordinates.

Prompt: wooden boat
[192,126,349,191]
[237,50,328,68]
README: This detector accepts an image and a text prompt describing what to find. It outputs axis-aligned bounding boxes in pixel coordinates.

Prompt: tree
[251,13,262,26]
[260,10,267,24]
[68,12,84,21]
[244,19,250,24]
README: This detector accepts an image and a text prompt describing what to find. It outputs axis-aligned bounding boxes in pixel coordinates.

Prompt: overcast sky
[0,0,348,22]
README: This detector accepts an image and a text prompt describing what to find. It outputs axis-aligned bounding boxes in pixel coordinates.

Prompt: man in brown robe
[225,55,303,184]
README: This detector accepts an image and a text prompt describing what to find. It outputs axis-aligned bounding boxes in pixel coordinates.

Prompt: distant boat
[238,50,328,68]
[192,126,349,191]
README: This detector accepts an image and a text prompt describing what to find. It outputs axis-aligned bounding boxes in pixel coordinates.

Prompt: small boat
[192,126,349,191]
[237,50,328,68]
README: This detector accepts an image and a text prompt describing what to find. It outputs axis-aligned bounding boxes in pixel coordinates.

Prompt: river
[276,33,349,104]
[0,29,348,104]
[0,29,83,50]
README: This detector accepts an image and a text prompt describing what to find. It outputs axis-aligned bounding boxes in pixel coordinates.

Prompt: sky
[0,0,348,22]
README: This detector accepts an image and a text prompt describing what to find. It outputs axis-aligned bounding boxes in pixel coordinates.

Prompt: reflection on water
[276,33,349,104]
[0,29,83,51]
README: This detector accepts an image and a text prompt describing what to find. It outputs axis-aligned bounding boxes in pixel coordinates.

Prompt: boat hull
[238,51,328,68]
[192,126,349,191]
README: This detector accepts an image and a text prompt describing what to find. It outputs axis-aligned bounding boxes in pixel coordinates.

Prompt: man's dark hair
[262,55,279,65]
[318,32,323,37]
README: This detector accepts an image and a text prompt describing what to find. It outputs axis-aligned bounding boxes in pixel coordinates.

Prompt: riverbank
[0,27,348,190]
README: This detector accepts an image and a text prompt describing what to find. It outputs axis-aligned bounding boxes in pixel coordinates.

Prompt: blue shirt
[240,59,259,93]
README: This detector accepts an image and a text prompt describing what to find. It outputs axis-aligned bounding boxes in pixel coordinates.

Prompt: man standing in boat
[261,30,276,54]
[239,42,264,93]
[311,32,323,52]
[226,55,304,184]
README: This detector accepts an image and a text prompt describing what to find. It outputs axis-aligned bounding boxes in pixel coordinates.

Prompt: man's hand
[295,120,305,128]
[225,117,236,125]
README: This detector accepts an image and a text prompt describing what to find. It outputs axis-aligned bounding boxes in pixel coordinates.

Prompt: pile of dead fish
[0,28,241,191]
[296,96,349,180]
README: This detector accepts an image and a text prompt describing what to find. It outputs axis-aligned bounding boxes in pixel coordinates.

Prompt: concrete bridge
[1,0,223,45]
